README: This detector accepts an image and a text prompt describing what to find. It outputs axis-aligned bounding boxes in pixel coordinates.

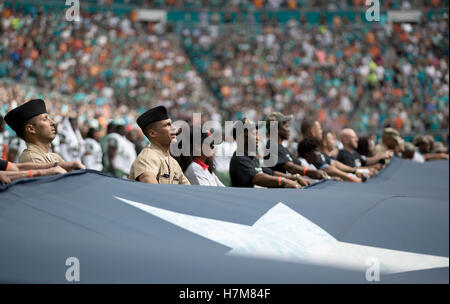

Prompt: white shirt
[83,138,103,171]
[298,157,317,170]
[214,141,237,172]
[7,136,27,163]
[184,161,225,187]
[58,118,85,162]
[107,133,137,175]
[412,151,425,163]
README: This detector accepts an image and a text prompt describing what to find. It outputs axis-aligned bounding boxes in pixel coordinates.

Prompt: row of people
[2,99,447,189]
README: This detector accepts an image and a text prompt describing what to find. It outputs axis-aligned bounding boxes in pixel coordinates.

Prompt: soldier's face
[151,119,177,146]
[384,137,397,150]
[27,113,56,142]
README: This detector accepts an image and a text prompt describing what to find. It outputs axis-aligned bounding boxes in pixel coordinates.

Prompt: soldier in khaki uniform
[373,128,404,165]
[374,128,404,156]
[19,142,64,164]
[129,105,190,185]
[4,99,84,171]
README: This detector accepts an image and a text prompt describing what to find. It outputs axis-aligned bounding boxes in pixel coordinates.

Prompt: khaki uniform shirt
[374,143,388,155]
[374,143,392,164]
[129,144,190,185]
[19,143,64,164]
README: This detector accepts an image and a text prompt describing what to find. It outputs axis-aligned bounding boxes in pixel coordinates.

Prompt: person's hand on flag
[0,172,11,184]
[60,160,86,171]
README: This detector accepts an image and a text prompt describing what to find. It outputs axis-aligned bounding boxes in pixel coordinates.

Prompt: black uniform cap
[137,106,169,131]
[4,99,47,139]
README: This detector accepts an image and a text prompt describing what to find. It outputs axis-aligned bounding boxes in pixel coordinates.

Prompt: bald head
[339,128,356,139]
[339,128,358,150]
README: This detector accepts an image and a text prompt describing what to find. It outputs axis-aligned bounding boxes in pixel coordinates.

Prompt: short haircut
[115,124,125,133]
[143,121,158,138]
[297,137,321,158]
[87,127,96,139]
[21,116,39,140]
[107,122,116,133]
[301,119,315,137]
[357,136,371,157]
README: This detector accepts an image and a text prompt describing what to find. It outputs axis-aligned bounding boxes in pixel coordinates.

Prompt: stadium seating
[0,0,448,139]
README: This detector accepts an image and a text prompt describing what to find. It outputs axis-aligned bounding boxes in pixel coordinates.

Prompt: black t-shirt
[230,152,274,187]
[0,159,9,171]
[320,153,333,166]
[309,153,330,170]
[337,149,367,168]
[265,140,301,174]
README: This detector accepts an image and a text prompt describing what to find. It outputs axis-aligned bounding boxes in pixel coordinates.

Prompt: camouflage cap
[432,142,448,153]
[404,142,417,152]
[382,128,403,145]
[413,135,427,146]
[265,112,293,130]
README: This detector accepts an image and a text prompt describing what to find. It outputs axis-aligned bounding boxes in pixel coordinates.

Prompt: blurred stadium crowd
[0,1,448,185]
[183,12,448,135]
[88,0,449,10]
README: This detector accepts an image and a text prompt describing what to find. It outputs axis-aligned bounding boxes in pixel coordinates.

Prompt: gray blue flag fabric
[0,157,448,283]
